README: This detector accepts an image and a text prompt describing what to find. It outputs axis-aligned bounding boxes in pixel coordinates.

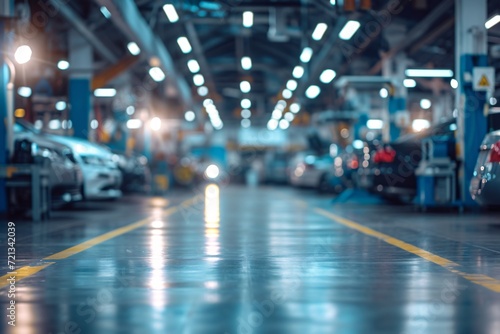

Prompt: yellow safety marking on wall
[0,263,55,289]
[315,207,500,293]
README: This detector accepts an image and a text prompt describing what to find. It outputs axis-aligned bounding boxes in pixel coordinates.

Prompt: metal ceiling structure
[44,0,500,123]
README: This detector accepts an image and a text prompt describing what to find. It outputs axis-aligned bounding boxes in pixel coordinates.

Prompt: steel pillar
[383,54,408,142]
[69,29,93,139]
[455,0,488,206]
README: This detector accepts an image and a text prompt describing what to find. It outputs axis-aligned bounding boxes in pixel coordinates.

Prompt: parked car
[289,152,333,189]
[112,151,150,193]
[470,130,500,206]
[369,121,456,202]
[11,132,83,208]
[49,136,123,200]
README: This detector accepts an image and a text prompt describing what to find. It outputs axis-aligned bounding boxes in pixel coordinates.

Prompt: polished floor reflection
[2,185,500,334]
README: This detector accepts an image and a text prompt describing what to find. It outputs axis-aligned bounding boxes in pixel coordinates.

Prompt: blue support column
[0,21,8,213]
[456,0,488,206]
[69,29,92,140]
[69,79,91,139]
[388,97,406,140]
[459,55,488,206]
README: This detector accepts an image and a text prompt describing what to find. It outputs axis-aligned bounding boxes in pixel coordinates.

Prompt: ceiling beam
[49,0,118,63]
[369,0,454,75]
[94,0,193,108]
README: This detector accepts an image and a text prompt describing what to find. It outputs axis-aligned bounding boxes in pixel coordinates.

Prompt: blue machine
[415,137,457,209]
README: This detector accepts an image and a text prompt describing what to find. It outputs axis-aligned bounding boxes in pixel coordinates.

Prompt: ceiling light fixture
[149,67,166,82]
[312,23,328,41]
[241,56,252,70]
[187,59,200,73]
[127,42,141,56]
[240,81,251,93]
[485,15,500,29]
[163,4,179,23]
[319,69,336,84]
[193,74,205,86]
[177,37,192,54]
[243,11,253,28]
[405,69,454,78]
[300,47,313,63]
[293,66,305,79]
[339,20,361,40]
[305,85,321,99]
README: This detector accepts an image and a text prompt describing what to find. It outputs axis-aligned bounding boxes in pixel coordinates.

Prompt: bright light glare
[485,15,500,29]
[290,103,301,113]
[420,99,432,109]
[126,106,135,115]
[94,88,116,97]
[150,117,162,131]
[17,86,32,98]
[367,119,384,130]
[405,69,453,78]
[241,119,251,128]
[412,119,431,132]
[100,6,111,19]
[293,66,305,79]
[127,119,142,129]
[127,42,141,56]
[14,45,32,64]
[57,60,70,70]
[379,88,389,98]
[163,4,179,23]
[90,119,99,130]
[312,23,328,41]
[205,164,220,179]
[241,109,251,119]
[282,89,293,99]
[300,47,313,63]
[353,140,364,150]
[193,74,205,86]
[305,85,321,99]
[272,109,283,119]
[403,79,416,88]
[241,99,251,109]
[203,99,214,107]
[286,80,298,91]
[55,101,67,111]
[187,59,200,73]
[279,119,290,130]
[241,57,252,70]
[177,37,192,53]
[339,20,361,40]
[240,81,251,93]
[185,111,196,122]
[267,119,279,131]
[149,67,166,82]
[450,79,458,89]
[320,69,336,84]
[243,11,253,28]
[284,113,294,122]
[198,86,209,96]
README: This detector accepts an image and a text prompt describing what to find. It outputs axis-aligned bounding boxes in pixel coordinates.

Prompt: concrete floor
[1,185,500,334]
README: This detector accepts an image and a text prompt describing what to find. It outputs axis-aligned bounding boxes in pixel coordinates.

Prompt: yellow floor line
[0,263,55,289]
[315,207,500,293]
[0,196,201,288]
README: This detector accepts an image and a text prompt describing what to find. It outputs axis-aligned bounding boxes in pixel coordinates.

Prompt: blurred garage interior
[1,0,500,333]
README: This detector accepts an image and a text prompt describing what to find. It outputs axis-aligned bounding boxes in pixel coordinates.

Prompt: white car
[49,136,122,200]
